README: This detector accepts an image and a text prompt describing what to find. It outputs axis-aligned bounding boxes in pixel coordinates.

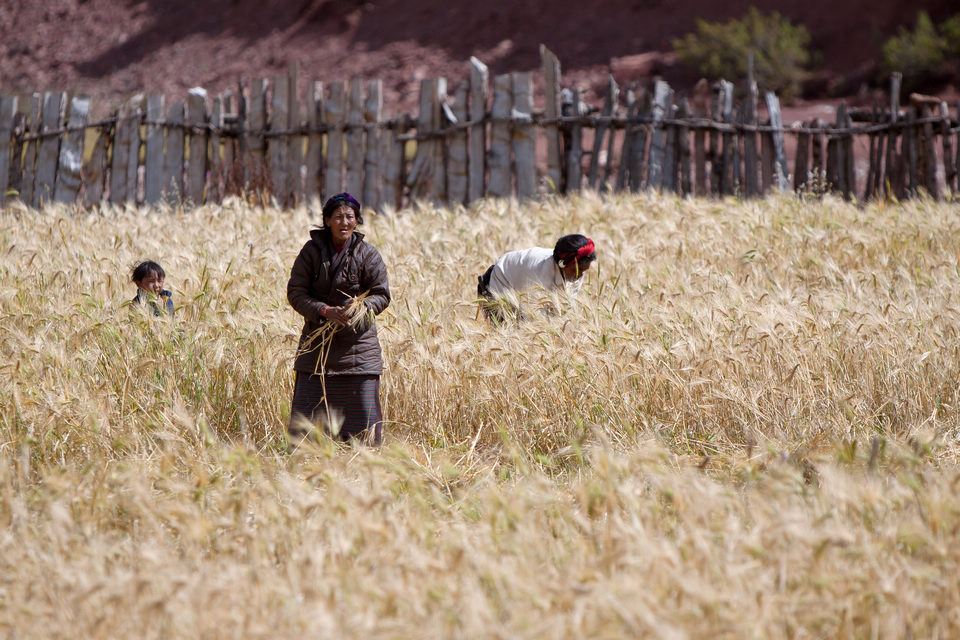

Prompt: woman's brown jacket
[287,228,390,375]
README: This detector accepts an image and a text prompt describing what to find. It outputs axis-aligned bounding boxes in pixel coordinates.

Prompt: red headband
[576,239,595,260]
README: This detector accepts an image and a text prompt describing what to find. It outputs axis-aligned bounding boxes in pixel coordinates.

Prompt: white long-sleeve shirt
[487,247,582,298]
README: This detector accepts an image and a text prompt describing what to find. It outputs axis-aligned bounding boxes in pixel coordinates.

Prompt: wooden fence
[1,46,958,212]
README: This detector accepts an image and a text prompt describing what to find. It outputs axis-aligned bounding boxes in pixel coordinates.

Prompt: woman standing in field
[287,193,391,445]
[477,234,596,323]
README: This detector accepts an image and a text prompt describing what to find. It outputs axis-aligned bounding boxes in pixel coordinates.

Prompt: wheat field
[2,192,960,638]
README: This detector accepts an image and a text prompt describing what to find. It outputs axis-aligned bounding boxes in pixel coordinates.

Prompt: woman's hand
[322,305,352,327]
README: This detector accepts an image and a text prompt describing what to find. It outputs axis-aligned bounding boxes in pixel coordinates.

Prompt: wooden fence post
[615,90,637,191]
[941,101,957,193]
[794,119,810,193]
[269,74,290,205]
[0,96,17,206]
[187,88,208,205]
[468,57,489,203]
[83,126,109,207]
[144,95,165,204]
[564,88,584,194]
[53,95,91,204]
[692,80,709,196]
[487,74,513,198]
[305,81,325,204]
[718,80,734,195]
[647,80,672,191]
[35,92,65,207]
[765,91,789,192]
[431,78,447,203]
[663,102,678,193]
[20,95,41,206]
[904,106,918,197]
[843,104,856,199]
[920,104,938,199]
[512,71,536,200]
[588,75,618,190]
[743,78,759,197]
[447,80,469,205]
[863,101,879,200]
[629,90,651,192]
[710,85,723,195]
[363,79,383,211]
[245,78,268,190]
[677,98,692,196]
[884,73,901,197]
[287,62,303,205]
[325,81,346,198]
[346,77,365,199]
[381,125,403,211]
[209,95,223,203]
[162,100,185,204]
[541,46,562,194]
[833,103,848,197]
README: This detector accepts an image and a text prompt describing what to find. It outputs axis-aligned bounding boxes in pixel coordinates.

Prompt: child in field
[131,260,174,318]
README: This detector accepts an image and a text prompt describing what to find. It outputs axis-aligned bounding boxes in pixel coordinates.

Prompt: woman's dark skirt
[290,372,383,444]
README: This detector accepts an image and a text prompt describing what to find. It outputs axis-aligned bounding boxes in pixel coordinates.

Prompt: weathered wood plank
[245,78,268,189]
[834,103,848,197]
[709,84,722,195]
[825,136,839,193]
[209,96,223,203]
[468,56,489,203]
[601,86,620,189]
[743,79,759,196]
[920,105,938,199]
[363,79,383,211]
[540,46,562,194]
[345,77,365,198]
[677,98,692,196]
[905,106,918,197]
[305,81,324,204]
[381,127,404,211]
[615,90,637,191]
[794,120,810,192]
[287,62,303,204]
[187,88,208,205]
[53,95,91,204]
[144,95,165,204]
[430,78,447,203]
[662,102,678,193]
[588,75,618,190]
[843,104,856,200]
[512,71,536,200]
[647,80,672,191]
[0,96,17,206]
[487,74,512,198]
[884,73,901,197]
[20,94,41,206]
[760,123,774,193]
[941,102,957,193]
[764,91,789,192]
[82,127,109,207]
[35,92,65,207]
[324,81,346,197]
[162,100,185,204]
[863,101,878,200]
[221,92,237,196]
[564,88,584,194]
[628,90,651,192]
[692,80,709,196]
[447,80,469,205]
[125,99,142,204]
[269,74,290,205]
[718,80,734,195]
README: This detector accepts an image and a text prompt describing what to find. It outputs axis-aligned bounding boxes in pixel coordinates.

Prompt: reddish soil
[2,0,957,118]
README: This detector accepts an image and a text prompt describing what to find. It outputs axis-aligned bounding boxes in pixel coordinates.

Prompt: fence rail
[1,47,958,211]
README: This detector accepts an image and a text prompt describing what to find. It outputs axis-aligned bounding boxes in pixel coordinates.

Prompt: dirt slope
[1,0,956,114]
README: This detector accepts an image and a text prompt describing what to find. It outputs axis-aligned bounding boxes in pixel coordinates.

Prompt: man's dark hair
[131,260,165,283]
[553,234,596,266]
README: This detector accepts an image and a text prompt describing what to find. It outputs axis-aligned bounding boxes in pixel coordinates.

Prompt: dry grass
[2,192,960,638]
